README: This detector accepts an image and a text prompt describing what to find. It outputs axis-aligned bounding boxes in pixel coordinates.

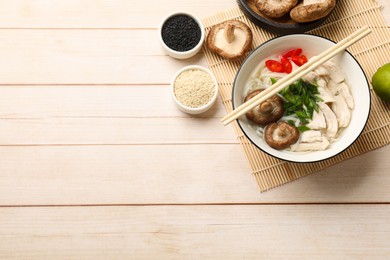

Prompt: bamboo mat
[202,0,390,192]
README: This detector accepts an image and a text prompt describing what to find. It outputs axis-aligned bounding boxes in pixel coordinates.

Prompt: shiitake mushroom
[206,20,253,60]
[244,89,300,150]
[264,121,300,150]
[290,0,336,23]
[244,89,284,125]
[256,0,298,18]
[255,0,336,23]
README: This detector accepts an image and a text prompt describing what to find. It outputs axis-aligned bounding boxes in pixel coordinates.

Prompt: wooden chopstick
[221,26,372,126]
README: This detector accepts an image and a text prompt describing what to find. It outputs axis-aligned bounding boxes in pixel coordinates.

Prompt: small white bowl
[171,65,219,114]
[159,12,205,59]
[232,34,371,163]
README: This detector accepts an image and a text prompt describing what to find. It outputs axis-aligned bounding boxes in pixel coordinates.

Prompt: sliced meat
[327,79,338,95]
[318,85,336,104]
[300,130,323,143]
[290,136,330,152]
[307,109,327,130]
[302,71,318,84]
[331,95,351,128]
[323,60,345,83]
[314,65,330,77]
[319,102,338,139]
[338,82,354,109]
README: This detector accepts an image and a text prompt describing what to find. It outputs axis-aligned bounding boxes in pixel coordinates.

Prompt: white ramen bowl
[232,34,371,163]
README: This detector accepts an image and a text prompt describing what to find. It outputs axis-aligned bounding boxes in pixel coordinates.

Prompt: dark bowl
[237,0,333,35]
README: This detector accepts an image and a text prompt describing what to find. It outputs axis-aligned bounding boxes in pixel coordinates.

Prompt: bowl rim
[159,12,205,58]
[236,0,330,34]
[232,33,371,163]
[171,65,219,114]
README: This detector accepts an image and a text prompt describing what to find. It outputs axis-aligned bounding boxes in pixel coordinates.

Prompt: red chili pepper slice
[291,55,308,66]
[265,60,284,73]
[282,48,302,58]
[281,57,292,74]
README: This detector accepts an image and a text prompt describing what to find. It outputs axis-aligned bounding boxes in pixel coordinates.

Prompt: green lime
[372,63,390,103]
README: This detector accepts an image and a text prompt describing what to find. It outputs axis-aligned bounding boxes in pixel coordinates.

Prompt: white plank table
[0,0,389,258]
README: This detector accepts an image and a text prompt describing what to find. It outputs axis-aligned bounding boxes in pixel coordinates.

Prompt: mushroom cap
[290,0,336,23]
[264,121,300,150]
[244,89,284,125]
[256,0,298,18]
[206,20,253,60]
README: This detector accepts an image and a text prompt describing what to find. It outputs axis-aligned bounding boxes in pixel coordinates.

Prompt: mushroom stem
[224,23,235,44]
[260,101,273,113]
[278,124,287,137]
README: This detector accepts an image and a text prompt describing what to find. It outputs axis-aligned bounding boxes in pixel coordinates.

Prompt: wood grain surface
[0,0,389,258]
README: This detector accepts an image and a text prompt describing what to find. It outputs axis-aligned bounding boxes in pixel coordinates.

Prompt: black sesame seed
[161,15,201,52]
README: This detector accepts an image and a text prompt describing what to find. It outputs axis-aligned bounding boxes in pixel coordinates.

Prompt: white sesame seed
[174,69,216,108]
